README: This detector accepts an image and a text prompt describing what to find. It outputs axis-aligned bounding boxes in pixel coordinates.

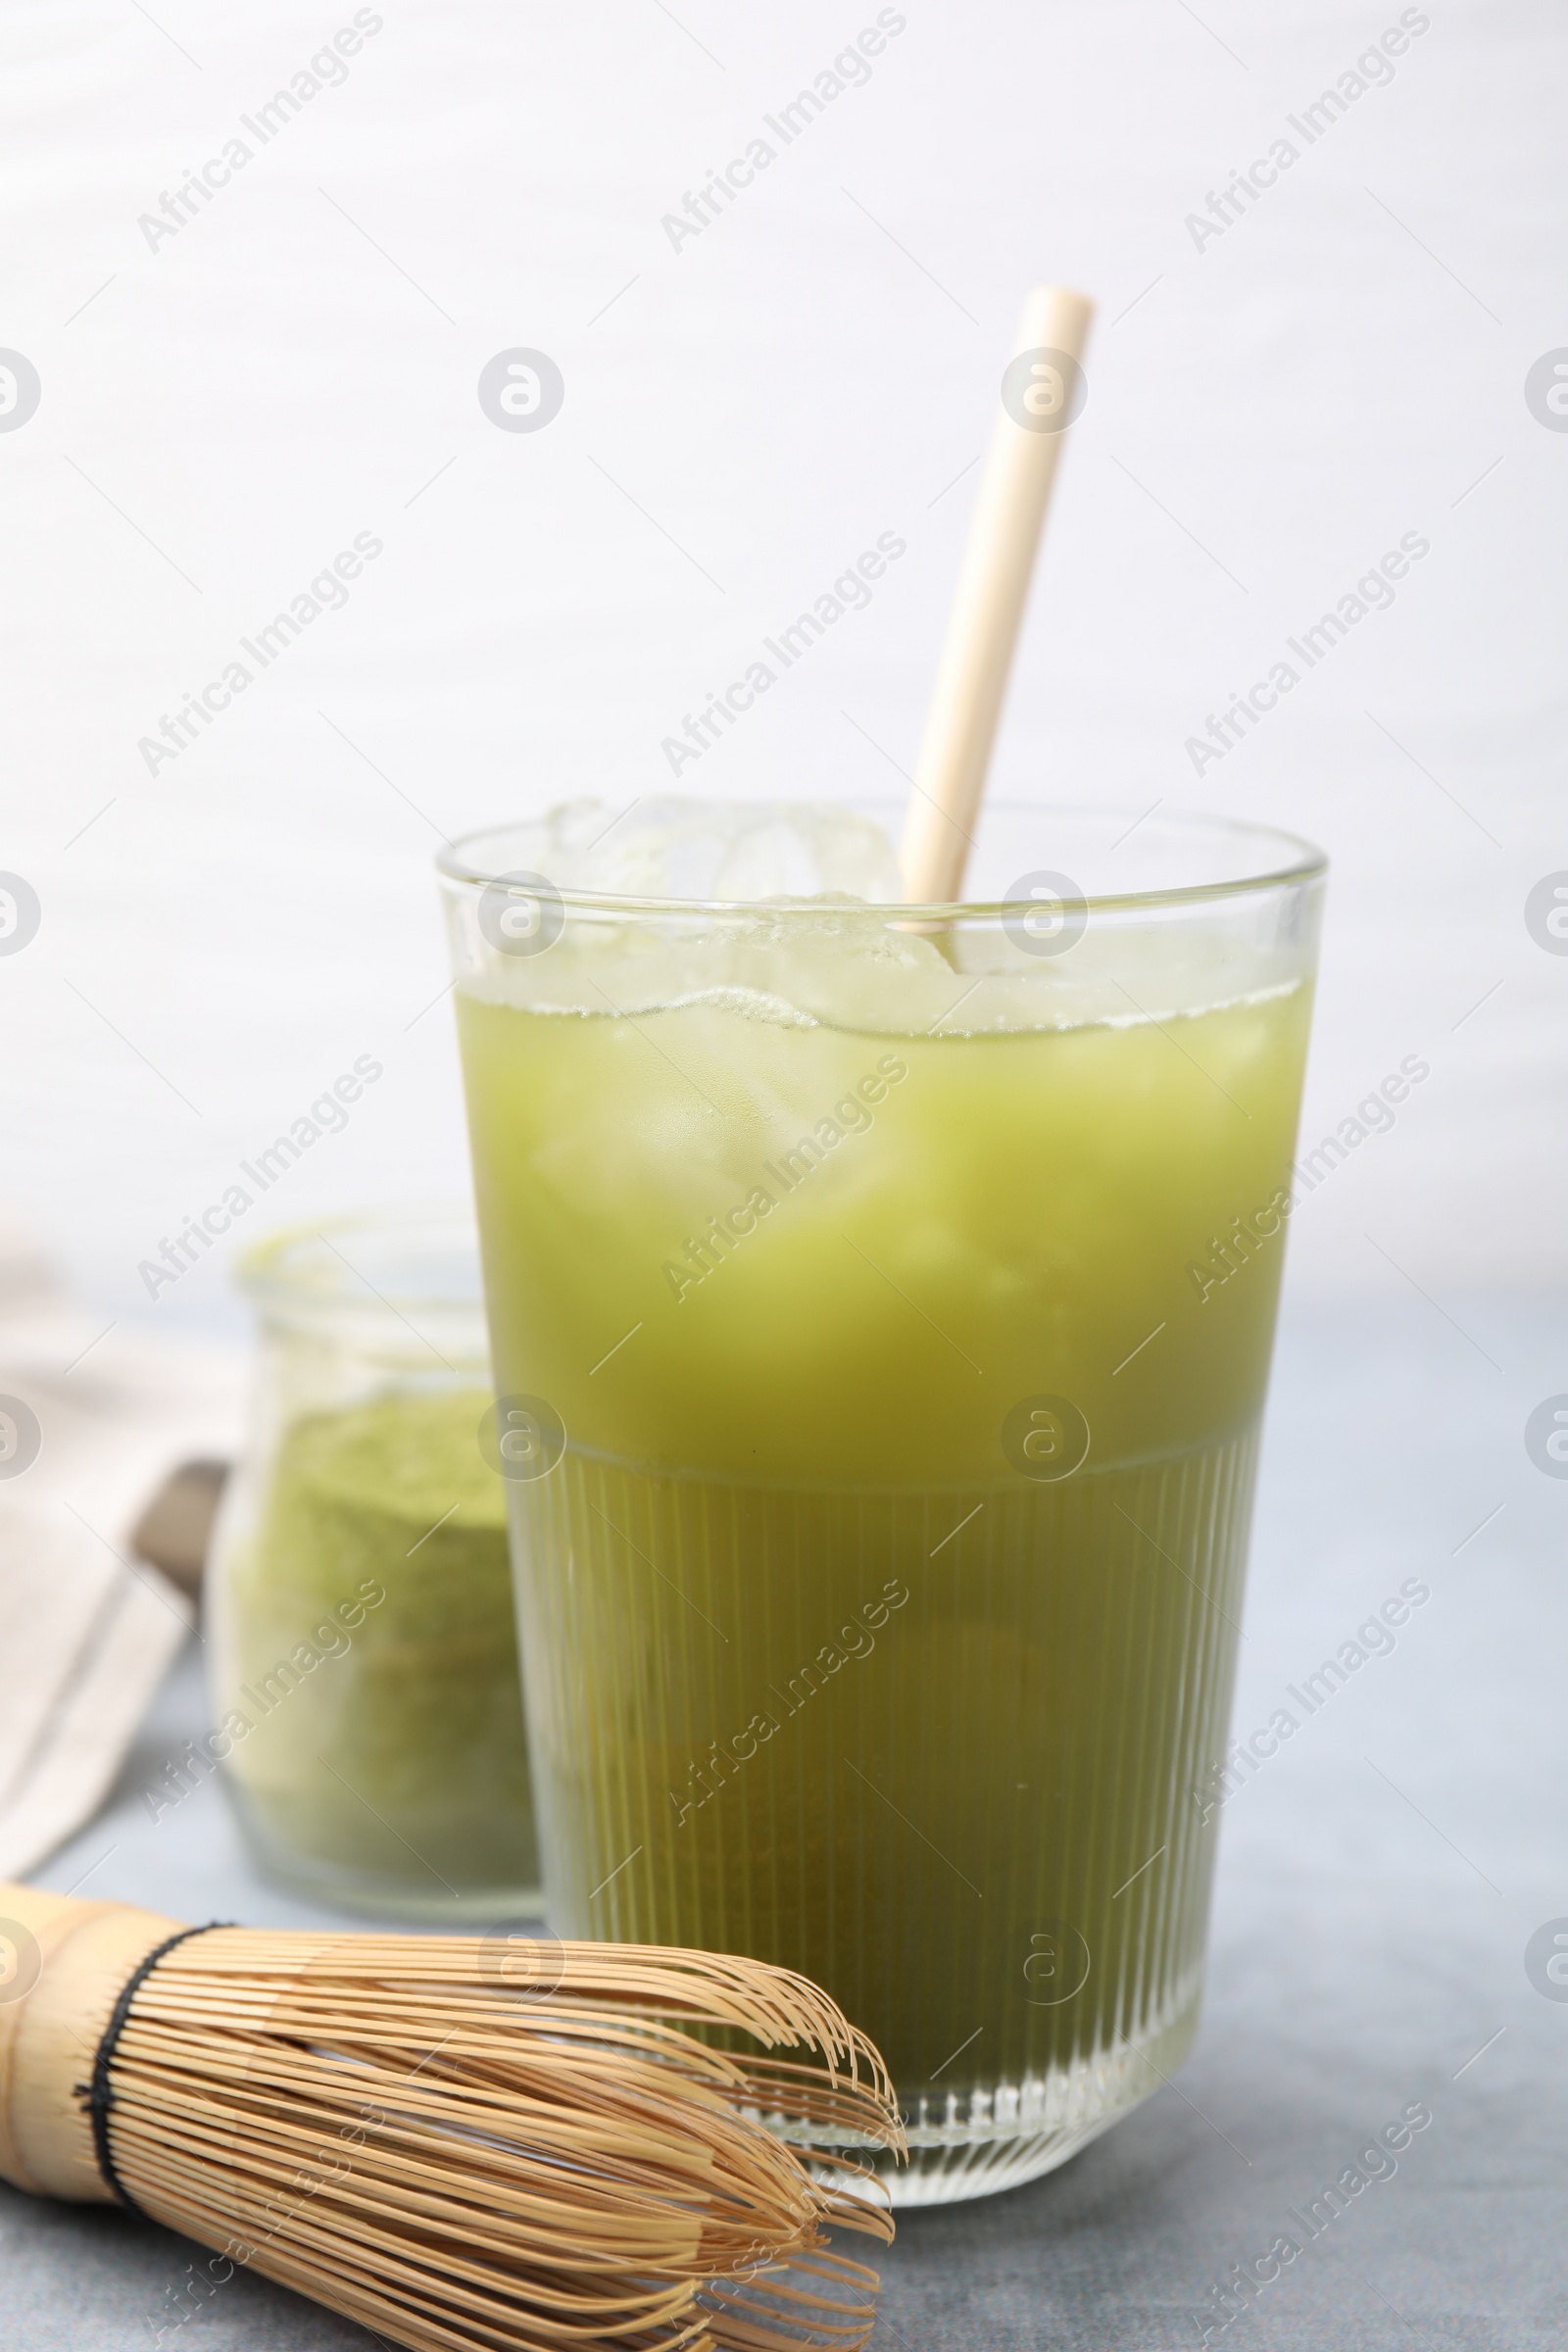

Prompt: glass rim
[434,800,1328,920]
[234,1206,479,1318]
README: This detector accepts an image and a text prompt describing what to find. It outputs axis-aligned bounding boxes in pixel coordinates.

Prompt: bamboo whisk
[0,1885,903,2352]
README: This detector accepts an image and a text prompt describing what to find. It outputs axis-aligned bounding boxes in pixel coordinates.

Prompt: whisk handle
[0,1883,186,2202]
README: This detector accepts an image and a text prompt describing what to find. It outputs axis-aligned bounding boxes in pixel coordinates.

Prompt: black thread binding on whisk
[78,1923,230,2214]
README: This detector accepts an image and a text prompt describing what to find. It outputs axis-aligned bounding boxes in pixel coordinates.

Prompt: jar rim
[234,1208,482,1321]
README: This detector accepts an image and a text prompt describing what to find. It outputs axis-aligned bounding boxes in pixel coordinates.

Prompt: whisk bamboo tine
[0,1885,902,2352]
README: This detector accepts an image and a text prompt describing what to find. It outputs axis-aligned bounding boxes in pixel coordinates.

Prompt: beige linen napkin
[0,1212,243,1878]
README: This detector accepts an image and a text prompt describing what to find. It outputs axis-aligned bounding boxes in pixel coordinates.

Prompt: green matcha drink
[208,1218,539,1917]
[439,803,1325,2200]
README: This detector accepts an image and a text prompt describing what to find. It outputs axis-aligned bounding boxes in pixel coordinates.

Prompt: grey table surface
[7,1295,1565,2351]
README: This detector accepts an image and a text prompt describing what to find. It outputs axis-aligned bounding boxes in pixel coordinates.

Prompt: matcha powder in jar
[207,1212,539,1916]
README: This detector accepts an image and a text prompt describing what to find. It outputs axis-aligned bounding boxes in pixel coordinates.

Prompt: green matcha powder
[221,1389,538,1902]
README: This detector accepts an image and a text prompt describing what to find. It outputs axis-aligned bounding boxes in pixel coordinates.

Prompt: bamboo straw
[900,284,1094,906]
[0,1885,902,2352]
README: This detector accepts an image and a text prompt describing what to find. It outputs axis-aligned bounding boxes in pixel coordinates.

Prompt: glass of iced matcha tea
[438,800,1325,2202]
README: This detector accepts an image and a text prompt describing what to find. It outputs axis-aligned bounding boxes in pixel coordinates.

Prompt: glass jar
[207,1210,540,1918]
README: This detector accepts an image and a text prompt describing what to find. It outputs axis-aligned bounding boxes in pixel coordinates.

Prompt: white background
[1,0,1563,1336]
